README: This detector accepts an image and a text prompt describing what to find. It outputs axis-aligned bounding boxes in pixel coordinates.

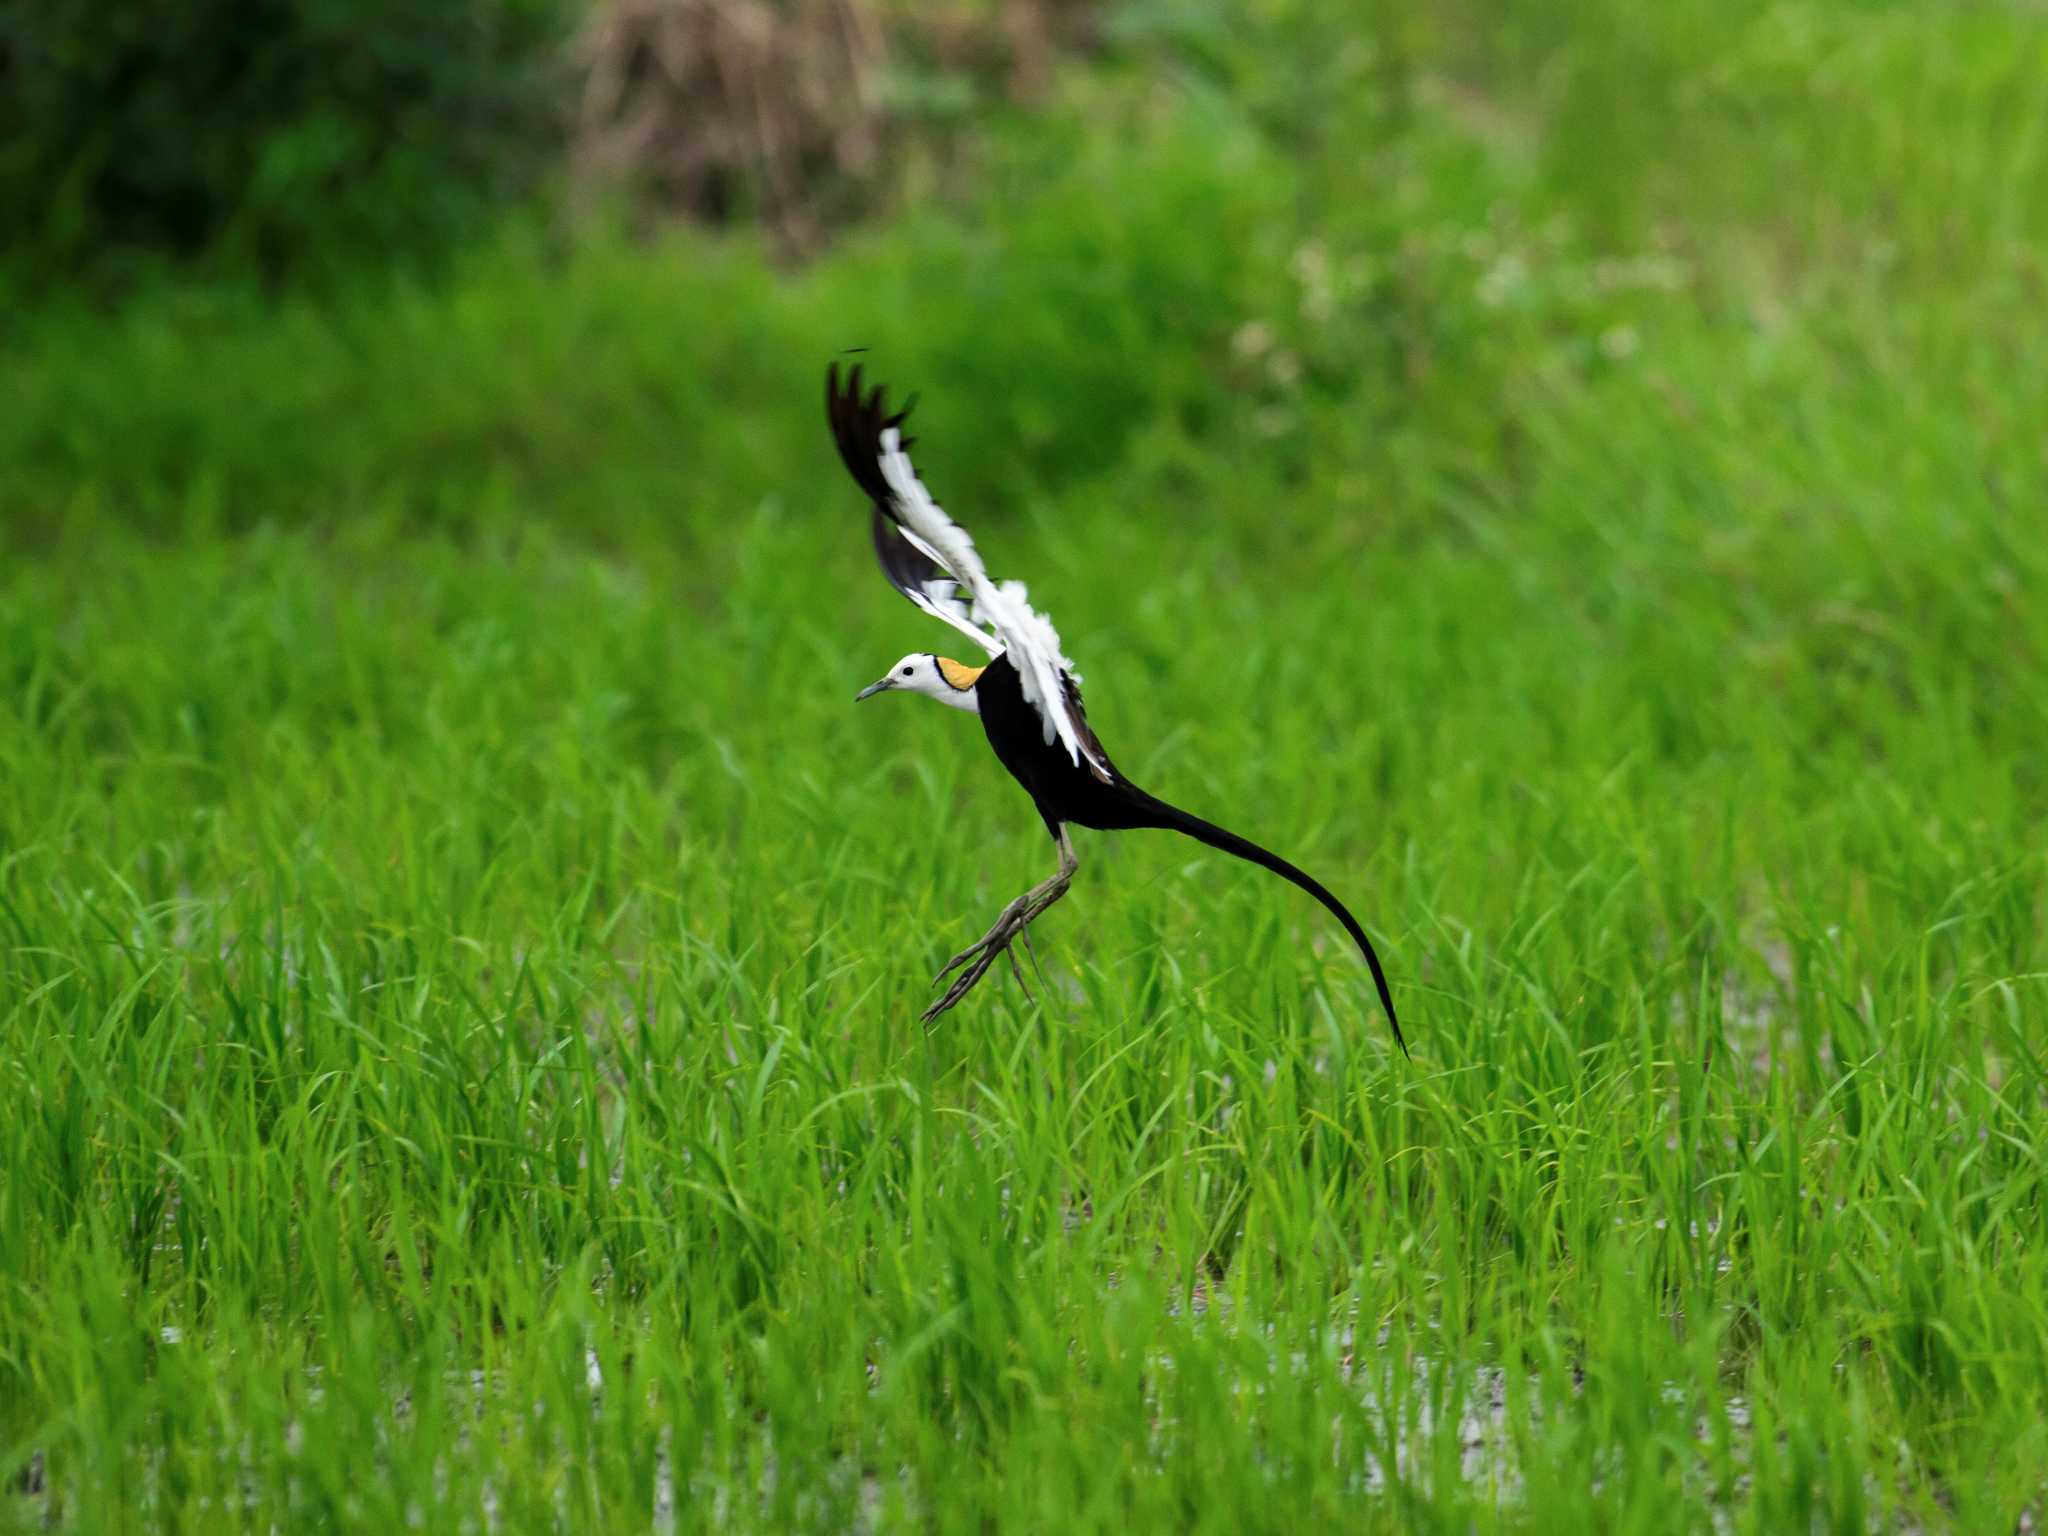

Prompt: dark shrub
[0,0,568,288]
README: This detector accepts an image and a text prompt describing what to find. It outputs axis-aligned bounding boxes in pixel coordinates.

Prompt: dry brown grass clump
[569,0,1095,258]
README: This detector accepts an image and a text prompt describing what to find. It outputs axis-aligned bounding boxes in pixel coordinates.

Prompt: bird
[827,361,1404,1052]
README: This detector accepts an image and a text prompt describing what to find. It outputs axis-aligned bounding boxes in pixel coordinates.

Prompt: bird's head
[856,653,983,713]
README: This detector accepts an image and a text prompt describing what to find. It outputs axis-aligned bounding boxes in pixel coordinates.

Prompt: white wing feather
[875,426,1109,778]
[892,542,1000,657]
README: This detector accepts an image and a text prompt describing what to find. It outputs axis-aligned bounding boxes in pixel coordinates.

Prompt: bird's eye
[901,666,913,676]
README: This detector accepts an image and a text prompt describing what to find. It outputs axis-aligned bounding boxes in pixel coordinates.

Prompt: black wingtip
[826,358,909,508]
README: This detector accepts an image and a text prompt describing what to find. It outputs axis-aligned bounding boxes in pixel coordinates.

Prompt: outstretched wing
[827,361,1113,782]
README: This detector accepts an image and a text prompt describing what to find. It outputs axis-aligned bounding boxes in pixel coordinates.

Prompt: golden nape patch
[937,657,987,692]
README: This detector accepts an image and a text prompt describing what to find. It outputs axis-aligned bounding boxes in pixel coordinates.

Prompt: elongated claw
[930,895,1031,987]
[932,918,1008,986]
[922,956,998,1022]
[1004,937,1032,995]
[932,946,978,987]
[923,917,1023,1022]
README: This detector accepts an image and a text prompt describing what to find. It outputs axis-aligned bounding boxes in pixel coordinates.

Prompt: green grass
[6,1,2048,1529]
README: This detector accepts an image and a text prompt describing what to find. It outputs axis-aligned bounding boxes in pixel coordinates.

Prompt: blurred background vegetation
[7,3,2048,1525]
[5,0,2042,554]
[1,0,1095,289]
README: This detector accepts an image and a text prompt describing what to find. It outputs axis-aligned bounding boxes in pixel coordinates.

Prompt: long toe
[922,956,993,1023]
[932,901,1031,985]
[933,931,1002,986]
[932,944,981,986]
[932,928,1005,991]
[923,926,1027,1020]
[1002,937,1033,996]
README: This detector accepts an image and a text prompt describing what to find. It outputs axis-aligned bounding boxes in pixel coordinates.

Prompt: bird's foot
[930,895,1023,986]
[922,890,1056,1023]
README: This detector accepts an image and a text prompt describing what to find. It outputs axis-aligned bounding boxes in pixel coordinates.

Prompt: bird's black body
[973,653,1140,837]
[974,653,1404,1050]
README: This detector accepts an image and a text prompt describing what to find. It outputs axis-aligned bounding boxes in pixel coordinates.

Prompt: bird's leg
[923,827,1078,1023]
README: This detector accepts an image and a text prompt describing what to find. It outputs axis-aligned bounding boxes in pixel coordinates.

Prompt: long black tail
[1125,791,1406,1055]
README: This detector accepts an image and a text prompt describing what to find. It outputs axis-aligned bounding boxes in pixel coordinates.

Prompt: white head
[855,652,983,713]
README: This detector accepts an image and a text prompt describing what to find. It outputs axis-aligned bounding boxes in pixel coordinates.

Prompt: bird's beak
[855,676,893,702]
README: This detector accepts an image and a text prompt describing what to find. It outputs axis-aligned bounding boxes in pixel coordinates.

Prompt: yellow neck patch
[936,657,986,692]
